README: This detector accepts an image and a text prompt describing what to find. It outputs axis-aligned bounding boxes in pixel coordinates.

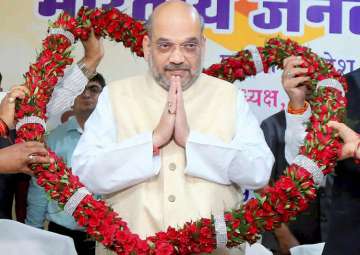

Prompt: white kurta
[71,85,278,194]
[71,74,309,194]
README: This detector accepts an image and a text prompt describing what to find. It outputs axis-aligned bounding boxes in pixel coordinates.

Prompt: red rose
[264,219,274,231]
[247,225,258,235]
[155,241,174,255]
[244,211,254,223]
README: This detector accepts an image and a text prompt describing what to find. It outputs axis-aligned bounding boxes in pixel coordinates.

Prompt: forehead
[151,11,201,41]
[86,80,102,87]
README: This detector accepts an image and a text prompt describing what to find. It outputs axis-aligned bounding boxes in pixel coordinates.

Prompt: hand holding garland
[328,121,360,160]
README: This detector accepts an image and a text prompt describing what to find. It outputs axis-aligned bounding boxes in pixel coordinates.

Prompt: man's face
[143,14,205,90]
[73,81,102,116]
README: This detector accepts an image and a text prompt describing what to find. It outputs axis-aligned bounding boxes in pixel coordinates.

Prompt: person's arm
[72,87,161,194]
[46,65,87,129]
[0,142,51,175]
[328,121,360,160]
[25,177,48,229]
[281,56,312,164]
[46,29,103,129]
[274,224,300,255]
[184,90,274,190]
[284,106,311,163]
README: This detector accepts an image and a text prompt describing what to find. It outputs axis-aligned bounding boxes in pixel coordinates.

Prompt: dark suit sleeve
[260,111,288,182]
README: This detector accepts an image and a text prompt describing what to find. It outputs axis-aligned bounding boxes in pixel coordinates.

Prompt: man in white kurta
[71,1,310,254]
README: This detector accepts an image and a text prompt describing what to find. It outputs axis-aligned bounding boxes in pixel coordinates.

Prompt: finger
[10,85,29,94]
[31,155,52,165]
[283,56,299,67]
[29,147,49,157]
[5,87,29,104]
[328,121,352,140]
[24,141,47,149]
[167,77,178,114]
[327,121,342,131]
[176,78,184,109]
[24,142,49,156]
[284,57,303,69]
[21,167,34,176]
[8,89,27,101]
[286,76,310,88]
[89,28,96,37]
[284,68,308,79]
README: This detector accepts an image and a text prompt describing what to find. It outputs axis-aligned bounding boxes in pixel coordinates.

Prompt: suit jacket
[260,110,333,252]
[322,68,360,255]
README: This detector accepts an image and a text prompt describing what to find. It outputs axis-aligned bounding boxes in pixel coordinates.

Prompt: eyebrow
[86,84,102,88]
[155,37,200,43]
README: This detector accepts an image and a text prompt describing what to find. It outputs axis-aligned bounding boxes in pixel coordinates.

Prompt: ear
[201,35,206,56]
[142,35,151,62]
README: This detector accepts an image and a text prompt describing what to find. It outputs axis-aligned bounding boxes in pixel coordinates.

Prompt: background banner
[0,0,359,122]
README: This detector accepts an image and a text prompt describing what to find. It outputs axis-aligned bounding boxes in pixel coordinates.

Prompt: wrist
[84,53,103,67]
[152,129,164,148]
[78,57,100,79]
[288,101,308,115]
[153,145,160,156]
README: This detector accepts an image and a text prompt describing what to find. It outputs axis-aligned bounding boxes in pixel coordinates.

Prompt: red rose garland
[15,7,347,254]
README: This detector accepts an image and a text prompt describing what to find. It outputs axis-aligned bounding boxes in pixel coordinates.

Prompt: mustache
[164,64,190,71]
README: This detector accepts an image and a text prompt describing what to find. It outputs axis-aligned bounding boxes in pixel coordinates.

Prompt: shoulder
[107,75,146,91]
[200,73,238,94]
[261,111,286,129]
[345,68,360,80]
[46,119,72,143]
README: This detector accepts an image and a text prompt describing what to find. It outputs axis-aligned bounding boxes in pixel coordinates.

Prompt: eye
[87,86,102,94]
[183,43,198,51]
[158,42,171,50]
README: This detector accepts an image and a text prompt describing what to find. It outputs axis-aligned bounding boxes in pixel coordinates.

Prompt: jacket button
[168,163,176,171]
[168,195,176,202]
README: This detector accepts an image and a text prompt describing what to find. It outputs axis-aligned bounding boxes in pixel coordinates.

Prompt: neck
[75,113,90,130]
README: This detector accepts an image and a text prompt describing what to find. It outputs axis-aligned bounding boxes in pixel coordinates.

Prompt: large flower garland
[15,7,347,254]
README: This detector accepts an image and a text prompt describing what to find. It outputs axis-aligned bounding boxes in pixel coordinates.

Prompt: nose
[82,88,92,98]
[169,45,185,64]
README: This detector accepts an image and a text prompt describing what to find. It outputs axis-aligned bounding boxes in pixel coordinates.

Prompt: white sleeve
[284,105,311,163]
[71,87,161,195]
[46,64,88,129]
[185,90,274,190]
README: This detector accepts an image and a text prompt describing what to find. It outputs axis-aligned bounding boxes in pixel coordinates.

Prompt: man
[321,68,360,255]
[26,74,105,255]
[260,107,333,254]
[71,1,310,254]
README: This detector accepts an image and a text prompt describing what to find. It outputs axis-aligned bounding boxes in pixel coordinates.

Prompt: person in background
[0,25,103,222]
[260,106,332,254]
[321,68,360,255]
[0,84,46,222]
[0,85,51,174]
[26,73,105,255]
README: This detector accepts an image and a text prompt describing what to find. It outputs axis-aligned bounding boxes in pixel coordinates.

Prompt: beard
[148,55,203,91]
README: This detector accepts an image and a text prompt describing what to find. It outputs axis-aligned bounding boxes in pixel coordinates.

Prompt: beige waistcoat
[98,73,244,255]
